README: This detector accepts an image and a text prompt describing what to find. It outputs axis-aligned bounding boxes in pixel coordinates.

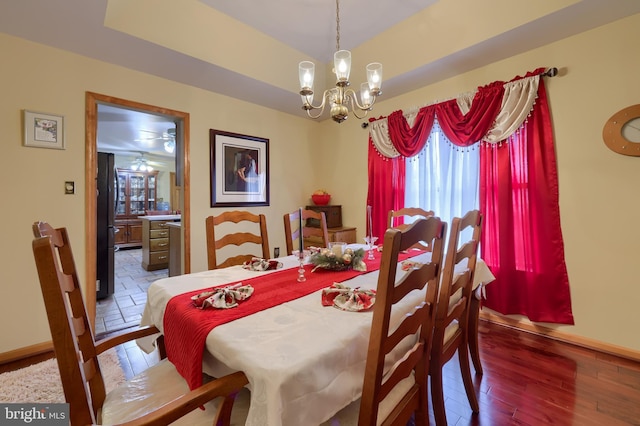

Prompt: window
[405,121,480,243]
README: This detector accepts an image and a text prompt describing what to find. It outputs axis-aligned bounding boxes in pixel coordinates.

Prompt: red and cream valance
[368,68,545,157]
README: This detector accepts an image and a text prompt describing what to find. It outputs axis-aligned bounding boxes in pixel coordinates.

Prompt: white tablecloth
[140,246,494,425]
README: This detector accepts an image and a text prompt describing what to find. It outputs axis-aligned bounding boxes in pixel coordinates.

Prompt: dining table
[139,244,495,426]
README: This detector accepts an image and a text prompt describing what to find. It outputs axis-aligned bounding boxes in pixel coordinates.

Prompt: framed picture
[23,110,65,149]
[210,129,269,207]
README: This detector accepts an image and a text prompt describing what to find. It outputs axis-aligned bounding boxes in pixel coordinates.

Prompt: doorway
[85,92,191,332]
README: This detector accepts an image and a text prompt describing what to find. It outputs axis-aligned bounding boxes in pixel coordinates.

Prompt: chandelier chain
[335,0,340,51]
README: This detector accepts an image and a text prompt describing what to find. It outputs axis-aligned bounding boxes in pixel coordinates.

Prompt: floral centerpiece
[309,247,366,272]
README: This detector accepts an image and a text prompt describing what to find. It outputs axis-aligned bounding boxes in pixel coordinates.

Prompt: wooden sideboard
[306,205,342,228]
[304,226,357,247]
[327,226,357,244]
[304,205,356,245]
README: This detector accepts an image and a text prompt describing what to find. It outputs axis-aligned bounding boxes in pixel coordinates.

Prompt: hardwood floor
[3,320,640,425]
[108,320,640,425]
[441,321,640,425]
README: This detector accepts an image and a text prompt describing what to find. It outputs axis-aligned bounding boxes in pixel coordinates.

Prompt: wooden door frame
[85,92,191,329]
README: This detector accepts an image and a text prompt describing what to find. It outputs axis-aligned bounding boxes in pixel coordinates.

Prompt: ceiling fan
[135,128,176,153]
[130,152,165,172]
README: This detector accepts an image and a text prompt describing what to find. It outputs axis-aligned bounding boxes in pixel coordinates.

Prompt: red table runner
[163,250,420,390]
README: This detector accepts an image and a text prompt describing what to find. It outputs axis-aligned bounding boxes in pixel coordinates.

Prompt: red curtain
[387,108,435,156]
[435,81,505,147]
[366,141,404,240]
[368,68,574,324]
[481,78,574,324]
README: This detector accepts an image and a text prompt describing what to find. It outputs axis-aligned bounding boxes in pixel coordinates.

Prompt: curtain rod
[361,67,558,129]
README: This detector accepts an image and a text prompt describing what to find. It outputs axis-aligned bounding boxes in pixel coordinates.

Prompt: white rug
[0,349,125,403]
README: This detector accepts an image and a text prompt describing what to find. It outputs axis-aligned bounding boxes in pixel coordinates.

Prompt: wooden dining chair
[32,221,250,425]
[429,210,482,425]
[283,208,330,255]
[206,210,270,269]
[325,216,447,426]
[388,207,435,251]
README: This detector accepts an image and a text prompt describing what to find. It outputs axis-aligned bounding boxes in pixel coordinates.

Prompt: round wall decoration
[602,104,640,156]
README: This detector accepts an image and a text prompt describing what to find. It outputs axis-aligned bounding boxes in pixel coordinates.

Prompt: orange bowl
[311,194,331,205]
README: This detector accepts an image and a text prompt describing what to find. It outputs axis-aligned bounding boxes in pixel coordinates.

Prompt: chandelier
[298,0,382,123]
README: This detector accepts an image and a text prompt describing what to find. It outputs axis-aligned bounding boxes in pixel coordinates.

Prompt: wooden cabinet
[306,205,342,228]
[305,205,356,244]
[304,226,357,247]
[114,219,142,248]
[116,169,159,219]
[328,226,357,244]
[141,216,180,271]
[141,219,170,271]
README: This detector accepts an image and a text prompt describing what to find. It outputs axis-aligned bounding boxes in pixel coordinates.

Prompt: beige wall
[2,13,640,355]
[0,33,319,353]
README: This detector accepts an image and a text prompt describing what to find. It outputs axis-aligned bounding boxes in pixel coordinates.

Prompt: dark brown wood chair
[388,207,435,251]
[429,210,482,425]
[206,210,270,269]
[325,216,446,425]
[32,221,250,425]
[283,208,330,255]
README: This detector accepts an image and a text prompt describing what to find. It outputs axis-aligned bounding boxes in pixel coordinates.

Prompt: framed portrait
[23,110,65,149]
[210,129,270,207]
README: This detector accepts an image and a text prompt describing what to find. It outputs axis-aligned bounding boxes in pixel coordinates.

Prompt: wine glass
[363,236,378,260]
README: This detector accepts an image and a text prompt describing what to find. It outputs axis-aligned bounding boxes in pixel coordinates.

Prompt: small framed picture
[23,110,65,149]
[210,129,269,207]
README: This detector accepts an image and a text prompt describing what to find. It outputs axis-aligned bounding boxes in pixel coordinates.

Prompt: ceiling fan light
[164,140,175,153]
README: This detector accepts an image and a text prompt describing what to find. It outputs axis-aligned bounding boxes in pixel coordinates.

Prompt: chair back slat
[206,211,270,269]
[388,207,435,251]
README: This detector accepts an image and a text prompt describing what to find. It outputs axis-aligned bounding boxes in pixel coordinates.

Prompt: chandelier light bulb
[366,63,383,93]
[334,50,351,82]
[360,83,371,108]
[299,61,315,92]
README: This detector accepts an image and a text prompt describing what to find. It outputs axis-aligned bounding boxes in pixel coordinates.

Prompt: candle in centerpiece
[298,207,304,254]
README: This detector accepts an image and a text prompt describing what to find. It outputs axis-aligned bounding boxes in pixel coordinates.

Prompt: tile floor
[95,248,167,336]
